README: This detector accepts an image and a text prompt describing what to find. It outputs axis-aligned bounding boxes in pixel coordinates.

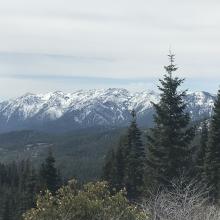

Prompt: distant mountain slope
[0,128,124,181]
[0,89,215,133]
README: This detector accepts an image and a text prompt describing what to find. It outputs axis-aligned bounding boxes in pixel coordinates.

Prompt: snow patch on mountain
[0,88,216,132]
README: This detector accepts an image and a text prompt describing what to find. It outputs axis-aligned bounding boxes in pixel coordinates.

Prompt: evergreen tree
[124,110,145,200]
[18,161,37,217]
[147,52,195,187]
[103,138,127,192]
[114,137,127,190]
[24,168,38,210]
[39,150,61,193]
[204,90,220,203]
[196,121,208,178]
[103,111,146,200]
[0,160,40,220]
[102,149,117,188]
[2,197,11,220]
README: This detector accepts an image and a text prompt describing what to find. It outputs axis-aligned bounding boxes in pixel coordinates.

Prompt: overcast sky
[0,0,220,99]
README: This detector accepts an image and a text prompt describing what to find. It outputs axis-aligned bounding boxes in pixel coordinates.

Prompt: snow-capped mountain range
[0,88,216,133]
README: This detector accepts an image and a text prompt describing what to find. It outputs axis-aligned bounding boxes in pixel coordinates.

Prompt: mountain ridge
[0,88,216,133]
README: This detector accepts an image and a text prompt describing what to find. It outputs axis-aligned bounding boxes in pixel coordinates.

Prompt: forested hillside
[0,127,126,182]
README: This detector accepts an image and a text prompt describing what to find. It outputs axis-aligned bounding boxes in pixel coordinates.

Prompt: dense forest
[1,54,220,219]
[0,150,62,220]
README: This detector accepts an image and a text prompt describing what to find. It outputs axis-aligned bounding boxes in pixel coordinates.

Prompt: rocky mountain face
[0,89,216,133]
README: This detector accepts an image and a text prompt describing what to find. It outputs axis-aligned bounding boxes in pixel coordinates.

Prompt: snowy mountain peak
[0,89,216,133]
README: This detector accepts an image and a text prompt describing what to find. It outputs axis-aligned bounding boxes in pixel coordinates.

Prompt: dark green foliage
[39,150,61,193]
[195,121,208,178]
[0,160,38,220]
[0,153,63,219]
[103,111,146,200]
[2,198,11,220]
[114,138,126,190]
[103,136,128,192]
[0,128,123,182]
[204,90,220,203]
[102,150,117,187]
[147,53,195,187]
[125,111,146,199]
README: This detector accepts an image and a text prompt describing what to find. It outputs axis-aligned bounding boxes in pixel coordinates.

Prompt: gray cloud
[0,0,220,98]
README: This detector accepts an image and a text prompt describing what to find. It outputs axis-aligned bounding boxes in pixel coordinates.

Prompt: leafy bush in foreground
[23,180,147,220]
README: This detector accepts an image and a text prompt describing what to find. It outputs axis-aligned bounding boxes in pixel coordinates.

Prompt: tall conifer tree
[204,89,220,203]
[114,138,126,190]
[103,111,145,200]
[102,149,117,188]
[125,110,145,200]
[2,198,11,220]
[196,121,208,178]
[39,150,61,193]
[147,52,194,187]
[102,140,127,192]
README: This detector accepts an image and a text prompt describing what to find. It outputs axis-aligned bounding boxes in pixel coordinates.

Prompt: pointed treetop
[164,50,178,77]
[131,109,136,122]
[168,50,175,65]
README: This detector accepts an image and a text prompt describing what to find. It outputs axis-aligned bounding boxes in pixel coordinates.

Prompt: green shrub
[23,180,147,220]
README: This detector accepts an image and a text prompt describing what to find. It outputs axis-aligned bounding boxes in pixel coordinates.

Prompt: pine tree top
[131,109,136,122]
[164,51,178,77]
